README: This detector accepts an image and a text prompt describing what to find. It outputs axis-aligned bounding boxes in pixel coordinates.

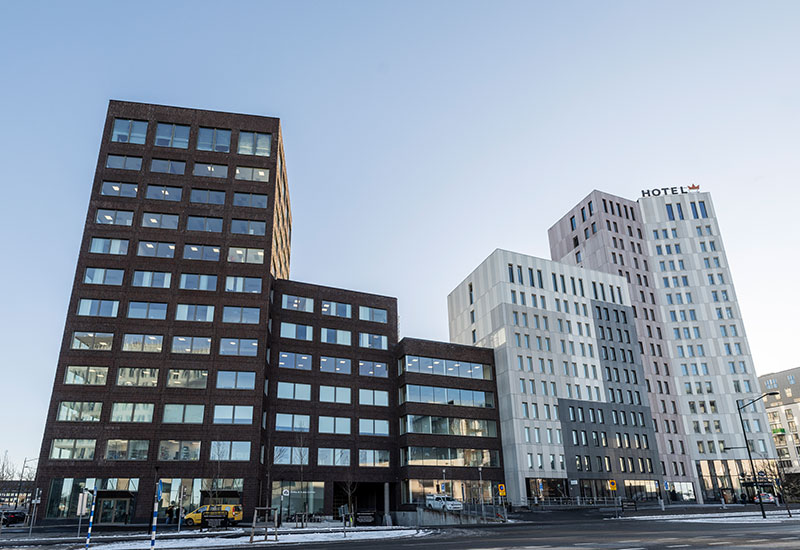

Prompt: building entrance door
[98,498,131,524]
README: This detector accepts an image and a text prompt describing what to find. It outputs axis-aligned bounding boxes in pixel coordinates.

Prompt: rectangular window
[273,446,308,465]
[221,306,260,324]
[179,273,217,291]
[359,389,389,406]
[106,155,142,171]
[359,306,388,323]
[150,159,186,175]
[50,439,96,460]
[282,294,314,312]
[209,441,250,462]
[230,219,267,235]
[190,188,226,205]
[155,123,190,148]
[213,405,253,424]
[111,118,147,144]
[77,299,119,317]
[359,418,390,436]
[233,192,268,208]
[277,381,312,400]
[132,271,171,288]
[82,265,124,284]
[359,333,388,349]
[197,127,231,153]
[142,212,179,229]
[225,276,261,293]
[321,301,351,318]
[171,336,212,355]
[166,369,208,389]
[319,385,351,403]
[158,440,201,461]
[183,244,220,261]
[101,181,138,197]
[318,448,350,466]
[319,416,351,434]
[127,301,167,320]
[145,184,181,201]
[275,413,310,432]
[321,328,352,345]
[219,338,258,356]
[71,331,113,350]
[57,401,102,422]
[234,166,269,182]
[96,209,133,226]
[64,366,108,385]
[359,360,388,378]
[105,439,149,461]
[110,402,155,422]
[277,351,312,370]
[359,449,390,467]
[280,322,313,341]
[227,247,264,264]
[175,303,215,322]
[90,237,128,255]
[138,241,176,258]
[320,356,351,374]
[163,403,205,424]
[116,367,159,386]
[187,215,223,233]
[121,334,163,353]
[193,163,228,178]
[238,131,271,156]
[217,371,256,390]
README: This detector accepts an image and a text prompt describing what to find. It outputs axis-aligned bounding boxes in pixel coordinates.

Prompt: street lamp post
[15,458,38,510]
[478,467,485,521]
[737,391,780,519]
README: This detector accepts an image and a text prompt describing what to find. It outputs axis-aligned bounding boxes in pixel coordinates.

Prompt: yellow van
[183,504,243,526]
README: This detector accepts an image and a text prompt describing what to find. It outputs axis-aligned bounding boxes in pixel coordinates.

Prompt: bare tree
[339,450,358,525]
[0,452,17,481]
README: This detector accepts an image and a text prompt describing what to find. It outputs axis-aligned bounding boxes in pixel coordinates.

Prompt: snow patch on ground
[620,511,799,524]
[89,529,428,549]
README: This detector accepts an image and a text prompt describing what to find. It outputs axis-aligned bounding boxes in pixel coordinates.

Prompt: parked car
[183,504,243,526]
[425,494,463,511]
[0,510,27,525]
[754,493,777,505]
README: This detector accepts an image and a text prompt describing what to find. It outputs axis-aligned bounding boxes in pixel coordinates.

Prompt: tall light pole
[478,467,485,521]
[737,391,779,519]
[15,458,38,510]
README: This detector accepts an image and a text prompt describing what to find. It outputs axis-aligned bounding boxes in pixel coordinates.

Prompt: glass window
[141,212,179,229]
[121,334,163,353]
[127,301,167,320]
[282,295,314,312]
[321,301,351,318]
[57,401,102,422]
[319,385,351,404]
[359,306,388,323]
[77,298,119,317]
[280,322,313,341]
[71,331,113,351]
[137,241,175,258]
[225,276,261,293]
[90,238,128,255]
[358,449,390,467]
[190,188,226,205]
[233,192,268,208]
[175,303,215,322]
[183,244,220,261]
[116,367,159,386]
[358,333,387,350]
[145,185,182,201]
[132,271,171,288]
[359,419,390,436]
[96,209,133,226]
[110,402,154,422]
[84,267,124,286]
[179,273,217,291]
[217,371,256,390]
[277,352,312,370]
[50,439,96,460]
[154,123,190,149]
[222,306,260,324]
[320,328,351,346]
[213,405,253,424]
[230,219,266,235]
[359,389,389,407]
[319,416,351,434]
[106,155,142,170]
[105,439,149,461]
[358,361,388,378]
[227,247,264,264]
[273,446,308,465]
[238,131,271,156]
[318,448,350,466]
[171,336,212,355]
[187,216,223,233]
[158,440,201,461]
[219,338,258,356]
[210,440,250,461]
[64,366,108,385]
[150,159,186,175]
[163,404,204,424]
[101,181,138,197]
[234,166,269,182]
[111,118,147,144]
[197,127,231,153]
[275,413,310,432]
[193,163,228,178]
[320,356,351,374]
[166,369,208,389]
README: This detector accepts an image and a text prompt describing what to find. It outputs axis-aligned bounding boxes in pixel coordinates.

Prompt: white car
[425,494,463,511]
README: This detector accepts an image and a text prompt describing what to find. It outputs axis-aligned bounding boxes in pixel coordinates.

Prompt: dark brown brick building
[36,101,502,525]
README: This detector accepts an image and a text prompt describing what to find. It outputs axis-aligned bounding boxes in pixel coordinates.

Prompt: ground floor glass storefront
[271,481,324,519]
[402,479,501,505]
[696,459,777,503]
[46,478,139,519]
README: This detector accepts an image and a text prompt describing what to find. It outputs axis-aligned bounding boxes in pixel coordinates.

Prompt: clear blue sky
[1,0,799,468]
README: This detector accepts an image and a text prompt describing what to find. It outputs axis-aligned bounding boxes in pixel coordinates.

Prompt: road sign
[77,492,88,516]
[282,489,290,497]
[498,484,506,496]
[608,480,617,491]
[664,481,669,490]
[538,482,543,491]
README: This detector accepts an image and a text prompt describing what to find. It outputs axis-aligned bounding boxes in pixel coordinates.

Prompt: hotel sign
[641,184,699,197]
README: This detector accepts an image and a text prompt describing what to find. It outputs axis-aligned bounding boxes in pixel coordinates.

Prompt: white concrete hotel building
[448,188,775,506]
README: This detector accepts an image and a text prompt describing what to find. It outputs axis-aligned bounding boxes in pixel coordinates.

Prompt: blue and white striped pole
[84,488,96,550]
[151,480,161,549]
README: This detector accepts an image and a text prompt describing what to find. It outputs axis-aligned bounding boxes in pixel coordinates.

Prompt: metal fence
[528,496,622,507]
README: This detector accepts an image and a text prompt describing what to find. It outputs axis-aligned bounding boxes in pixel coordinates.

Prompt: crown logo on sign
[688,184,700,191]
